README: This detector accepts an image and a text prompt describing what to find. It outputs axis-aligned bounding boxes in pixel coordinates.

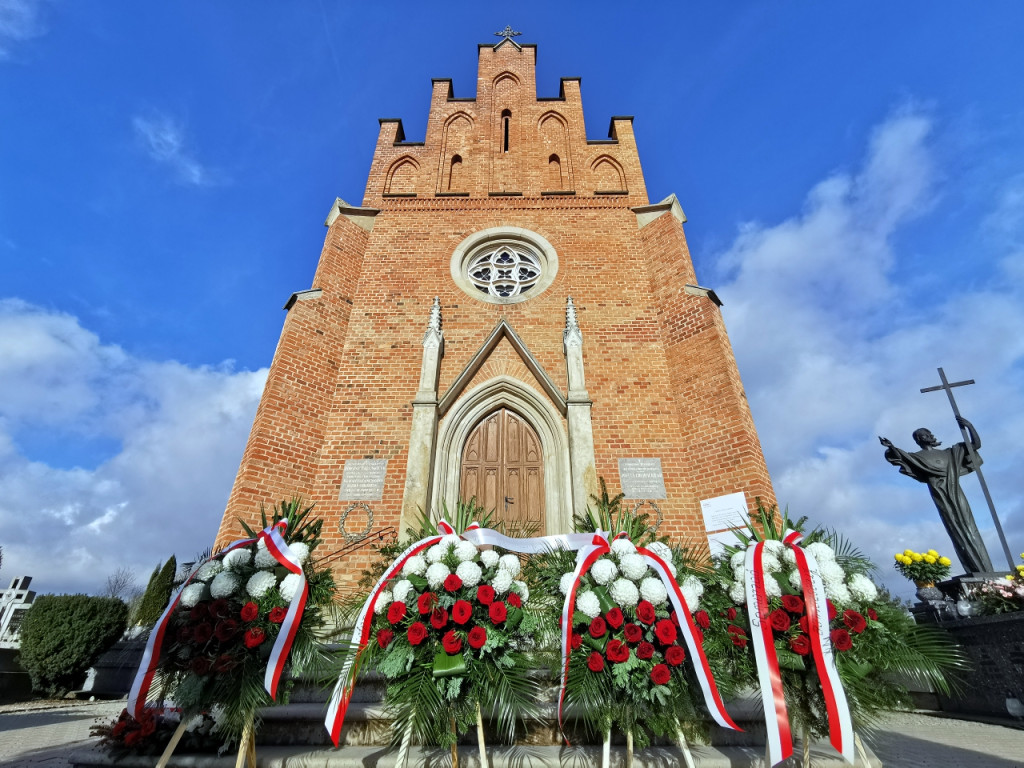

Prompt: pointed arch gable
[492,71,521,88]
[591,154,626,191]
[384,155,420,195]
[432,375,573,534]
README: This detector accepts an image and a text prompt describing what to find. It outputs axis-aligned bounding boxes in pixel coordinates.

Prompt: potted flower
[893,548,953,588]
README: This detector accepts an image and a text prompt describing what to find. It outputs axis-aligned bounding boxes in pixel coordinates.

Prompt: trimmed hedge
[18,595,128,696]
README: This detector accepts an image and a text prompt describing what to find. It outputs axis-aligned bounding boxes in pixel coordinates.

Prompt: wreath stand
[153,716,257,768]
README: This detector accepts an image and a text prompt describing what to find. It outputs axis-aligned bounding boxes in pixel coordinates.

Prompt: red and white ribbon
[128,521,306,718]
[744,531,854,766]
[638,546,740,732]
[323,520,456,746]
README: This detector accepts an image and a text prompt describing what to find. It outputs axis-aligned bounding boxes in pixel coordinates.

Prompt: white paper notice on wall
[699,491,749,532]
[706,529,742,558]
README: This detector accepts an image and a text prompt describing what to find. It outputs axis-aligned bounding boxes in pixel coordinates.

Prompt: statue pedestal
[937,572,1007,600]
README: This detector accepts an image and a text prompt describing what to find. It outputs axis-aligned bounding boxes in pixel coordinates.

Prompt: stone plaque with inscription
[618,458,666,499]
[338,459,388,501]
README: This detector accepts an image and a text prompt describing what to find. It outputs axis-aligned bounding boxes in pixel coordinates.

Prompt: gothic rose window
[450,228,558,305]
[466,245,542,298]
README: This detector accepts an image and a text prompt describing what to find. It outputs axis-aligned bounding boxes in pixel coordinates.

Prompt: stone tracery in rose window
[466,245,542,298]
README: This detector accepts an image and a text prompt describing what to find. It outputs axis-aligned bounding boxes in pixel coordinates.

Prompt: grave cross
[921,367,1014,569]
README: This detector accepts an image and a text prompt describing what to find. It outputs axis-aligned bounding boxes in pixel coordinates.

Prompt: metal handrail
[320,526,398,567]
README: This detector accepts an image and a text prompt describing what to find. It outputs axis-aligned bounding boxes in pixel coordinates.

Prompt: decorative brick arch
[439,112,473,193]
[539,111,572,189]
[383,155,420,195]
[591,154,626,192]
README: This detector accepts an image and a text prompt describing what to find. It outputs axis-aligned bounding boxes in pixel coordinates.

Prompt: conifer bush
[134,555,176,626]
[18,595,128,696]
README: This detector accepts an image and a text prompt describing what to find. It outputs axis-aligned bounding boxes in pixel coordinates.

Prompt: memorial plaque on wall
[618,458,667,499]
[338,459,388,501]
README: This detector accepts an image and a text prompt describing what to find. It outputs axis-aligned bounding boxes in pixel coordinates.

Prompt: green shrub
[134,556,176,627]
[18,595,128,696]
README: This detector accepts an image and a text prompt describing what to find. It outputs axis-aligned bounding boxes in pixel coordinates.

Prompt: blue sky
[1,1,1023,598]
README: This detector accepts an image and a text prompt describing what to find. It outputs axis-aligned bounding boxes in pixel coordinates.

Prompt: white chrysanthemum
[646,541,672,562]
[492,569,513,595]
[761,554,782,573]
[610,538,637,557]
[730,550,747,571]
[210,572,239,599]
[180,583,207,608]
[246,571,277,598]
[763,540,785,558]
[848,573,879,603]
[559,572,576,595]
[392,579,414,604]
[426,544,445,564]
[590,558,618,585]
[441,534,461,550]
[455,540,478,562]
[825,581,852,606]
[254,547,278,570]
[789,570,804,589]
[805,542,836,562]
[279,573,304,604]
[498,554,521,578]
[609,577,641,608]
[184,714,205,733]
[480,550,500,569]
[639,577,668,606]
[818,560,846,584]
[426,562,450,590]
[619,553,648,581]
[576,590,601,618]
[513,580,530,603]
[682,575,704,598]
[222,549,251,572]
[680,584,700,611]
[763,575,782,599]
[729,582,746,604]
[194,560,223,582]
[210,705,226,727]
[783,548,798,565]
[456,560,482,588]
[732,566,746,585]
[287,541,310,565]
[402,555,427,577]
[372,589,392,614]
[666,561,677,578]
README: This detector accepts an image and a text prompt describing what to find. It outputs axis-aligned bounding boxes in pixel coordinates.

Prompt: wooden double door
[459,408,545,534]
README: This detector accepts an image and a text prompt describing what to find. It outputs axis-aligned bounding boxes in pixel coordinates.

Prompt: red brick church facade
[215,36,775,582]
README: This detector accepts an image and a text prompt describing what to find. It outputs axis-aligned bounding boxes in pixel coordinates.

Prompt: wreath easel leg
[449,714,459,768]
[154,718,188,768]
[601,726,611,768]
[475,701,489,768]
[234,717,256,768]
[675,723,696,768]
[802,724,811,768]
[396,718,414,768]
[625,727,633,768]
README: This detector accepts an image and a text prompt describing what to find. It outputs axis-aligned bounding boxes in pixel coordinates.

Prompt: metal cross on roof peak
[494,26,521,43]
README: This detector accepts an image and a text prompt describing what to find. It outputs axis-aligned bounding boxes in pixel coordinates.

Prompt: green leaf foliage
[135,556,177,627]
[19,595,128,696]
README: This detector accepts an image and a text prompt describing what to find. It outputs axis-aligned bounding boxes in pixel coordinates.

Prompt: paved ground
[0,700,1022,767]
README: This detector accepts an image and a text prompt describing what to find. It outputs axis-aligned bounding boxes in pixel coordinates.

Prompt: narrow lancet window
[501,110,511,153]
[448,154,463,191]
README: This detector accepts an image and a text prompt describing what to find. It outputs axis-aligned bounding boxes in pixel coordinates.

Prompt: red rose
[799,615,810,634]
[732,635,748,648]
[407,621,428,646]
[636,600,656,625]
[444,574,463,592]
[654,619,677,645]
[489,601,507,624]
[190,656,212,675]
[606,639,630,663]
[650,663,671,686]
[636,641,655,660]
[571,632,583,650]
[843,610,867,634]
[112,721,127,738]
[727,624,745,636]
[727,625,747,647]
[190,602,209,622]
[468,626,487,649]
[388,601,407,624]
[452,600,473,625]
[418,592,437,614]
[769,609,791,632]
[176,626,193,643]
[140,719,156,737]
[665,645,686,666]
[430,607,449,630]
[694,610,711,629]
[670,610,681,627]
[239,602,259,622]
[192,622,213,644]
[507,592,522,608]
[867,608,878,621]
[214,619,238,642]
[827,600,837,621]
[477,585,495,606]
[781,595,804,614]
[605,607,624,629]
[589,616,607,638]
[268,606,287,624]
[212,653,237,674]
[831,629,853,651]
[790,634,811,656]
[243,627,266,649]
[442,630,462,654]
[377,629,395,649]
[623,623,643,644]
[726,607,737,620]
[209,599,230,619]
[123,730,141,747]
[587,651,605,672]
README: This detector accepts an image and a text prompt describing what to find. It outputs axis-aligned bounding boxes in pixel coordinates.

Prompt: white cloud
[716,107,1024,596]
[0,0,47,60]
[0,300,266,594]
[132,112,219,186]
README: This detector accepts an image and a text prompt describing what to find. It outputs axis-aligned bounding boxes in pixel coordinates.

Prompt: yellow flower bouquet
[893,549,952,584]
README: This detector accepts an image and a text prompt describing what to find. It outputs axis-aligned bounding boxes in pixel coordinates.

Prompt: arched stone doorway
[460,407,545,534]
